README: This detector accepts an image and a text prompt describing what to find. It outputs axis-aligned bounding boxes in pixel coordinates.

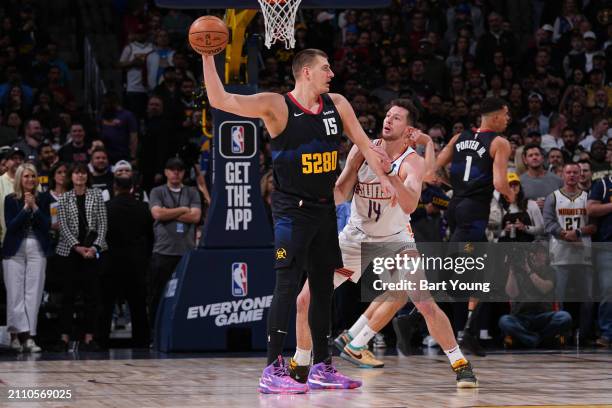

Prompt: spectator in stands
[578,159,593,192]
[580,116,609,151]
[496,173,544,242]
[149,157,201,325]
[98,92,138,163]
[370,66,401,107]
[499,244,572,348]
[523,93,549,135]
[119,24,154,119]
[47,41,71,85]
[58,123,89,164]
[520,144,563,210]
[101,176,152,348]
[544,162,597,345]
[541,113,567,152]
[587,175,612,347]
[146,29,175,92]
[47,66,74,108]
[588,140,612,179]
[2,163,50,353]
[89,147,113,201]
[561,127,583,162]
[55,163,107,352]
[113,159,148,202]
[547,148,565,171]
[581,31,601,73]
[36,142,57,192]
[0,147,25,242]
[13,118,43,162]
[475,12,516,69]
[140,95,176,192]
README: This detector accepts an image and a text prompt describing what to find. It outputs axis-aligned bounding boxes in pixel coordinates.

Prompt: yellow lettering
[302,153,313,174]
[301,151,338,174]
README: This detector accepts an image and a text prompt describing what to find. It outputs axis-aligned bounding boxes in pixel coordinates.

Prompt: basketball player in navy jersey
[203,49,396,394]
[436,97,515,356]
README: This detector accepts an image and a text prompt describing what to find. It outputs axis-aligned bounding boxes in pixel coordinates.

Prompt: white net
[257,0,303,49]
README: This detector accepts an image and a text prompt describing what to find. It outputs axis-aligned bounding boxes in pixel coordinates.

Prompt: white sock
[349,325,377,349]
[293,347,312,366]
[445,345,467,367]
[348,315,369,339]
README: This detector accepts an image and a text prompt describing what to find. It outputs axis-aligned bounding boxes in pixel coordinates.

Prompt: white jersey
[348,145,415,238]
[549,189,591,265]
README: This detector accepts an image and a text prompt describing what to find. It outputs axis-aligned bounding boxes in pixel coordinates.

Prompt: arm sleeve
[526,200,545,236]
[543,193,562,238]
[588,179,605,202]
[93,190,108,249]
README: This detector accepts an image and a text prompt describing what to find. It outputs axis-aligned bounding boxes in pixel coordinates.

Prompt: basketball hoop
[257,0,303,49]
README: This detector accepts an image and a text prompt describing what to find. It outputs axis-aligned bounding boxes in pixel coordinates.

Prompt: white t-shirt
[119,41,154,93]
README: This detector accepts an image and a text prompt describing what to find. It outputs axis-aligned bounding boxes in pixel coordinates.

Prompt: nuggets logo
[275,248,287,260]
[232,262,248,297]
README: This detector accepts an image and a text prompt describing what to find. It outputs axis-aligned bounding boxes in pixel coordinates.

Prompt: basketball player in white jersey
[288,100,478,388]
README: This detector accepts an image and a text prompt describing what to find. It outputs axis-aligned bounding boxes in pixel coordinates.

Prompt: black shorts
[447,197,490,243]
[271,191,343,272]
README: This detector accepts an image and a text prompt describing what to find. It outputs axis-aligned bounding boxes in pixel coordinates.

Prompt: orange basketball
[188,15,229,56]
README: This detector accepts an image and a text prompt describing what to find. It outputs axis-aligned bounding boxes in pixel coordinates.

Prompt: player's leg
[306,210,361,390]
[288,280,312,383]
[259,215,315,394]
[341,291,405,368]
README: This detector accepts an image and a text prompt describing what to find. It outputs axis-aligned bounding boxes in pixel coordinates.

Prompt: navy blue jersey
[449,130,499,201]
[271,93,343,201]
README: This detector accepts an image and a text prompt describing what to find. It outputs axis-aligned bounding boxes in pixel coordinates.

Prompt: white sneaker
[10,339,22,352]
[23,338,42,353]
[372,333,387,349]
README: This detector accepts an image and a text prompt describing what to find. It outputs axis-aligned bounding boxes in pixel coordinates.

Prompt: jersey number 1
[463,156,473,181]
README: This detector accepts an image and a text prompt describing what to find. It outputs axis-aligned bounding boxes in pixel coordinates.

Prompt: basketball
[188,15,229,56]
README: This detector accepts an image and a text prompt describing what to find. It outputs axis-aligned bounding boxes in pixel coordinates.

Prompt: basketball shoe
[340,344,384,368]
[259,356,309,394]
[452,359,478,388]
[288,358,310,384]
[459,331,486,356]
[333,330,352,353]
[307,359,362,389]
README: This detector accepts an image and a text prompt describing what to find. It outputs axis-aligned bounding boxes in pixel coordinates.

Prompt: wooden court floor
[0,350,610,407]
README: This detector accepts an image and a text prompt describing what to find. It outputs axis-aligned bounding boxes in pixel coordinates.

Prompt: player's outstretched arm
[330,93,395,194]
[491,137,514,201]
[202,55,285,127]
[334,144,364,204]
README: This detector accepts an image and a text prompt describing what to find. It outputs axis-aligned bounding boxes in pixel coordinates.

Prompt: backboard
[155,0,391,9]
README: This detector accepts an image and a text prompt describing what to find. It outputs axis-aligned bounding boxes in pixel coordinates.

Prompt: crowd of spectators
[0,0,611,352]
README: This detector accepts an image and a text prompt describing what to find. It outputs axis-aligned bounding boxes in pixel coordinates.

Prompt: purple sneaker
[259,356,309,394]
[307,359,362,390]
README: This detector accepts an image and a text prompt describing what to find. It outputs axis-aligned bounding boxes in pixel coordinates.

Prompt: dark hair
[292,49,328,79]
[48,161,68,191]
[577,159,592,170]
[90,146,108,157]
[480,97,507,115]
[67,162,92,189]
[388,98,420,125]
[592,115,607,126]
[36,141,53,155]
[547,147,563,156]
[522,143,543,157]
[500,183,528,212]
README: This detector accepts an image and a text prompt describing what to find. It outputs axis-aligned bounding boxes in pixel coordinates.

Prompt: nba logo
[232,262,248,297]
[231,126,245,154]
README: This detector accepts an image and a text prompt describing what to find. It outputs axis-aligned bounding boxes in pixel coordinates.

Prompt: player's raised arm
[436,133,460,170]
[202,55,286,129]
[334,144,365,204]
[330,93,395,192]
[491,137,515,201]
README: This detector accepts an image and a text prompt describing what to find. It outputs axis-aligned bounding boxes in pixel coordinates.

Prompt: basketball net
[257,0,302,49]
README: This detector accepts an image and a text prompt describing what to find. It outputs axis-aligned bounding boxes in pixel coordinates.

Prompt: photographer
[499,244,572,348]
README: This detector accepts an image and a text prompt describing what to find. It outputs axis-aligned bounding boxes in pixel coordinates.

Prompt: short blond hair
[13,163,38,200]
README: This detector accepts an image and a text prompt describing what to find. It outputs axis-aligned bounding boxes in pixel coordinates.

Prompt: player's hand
[370,143,392,174]
[380,177,398,205]
[409,128,431,146]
